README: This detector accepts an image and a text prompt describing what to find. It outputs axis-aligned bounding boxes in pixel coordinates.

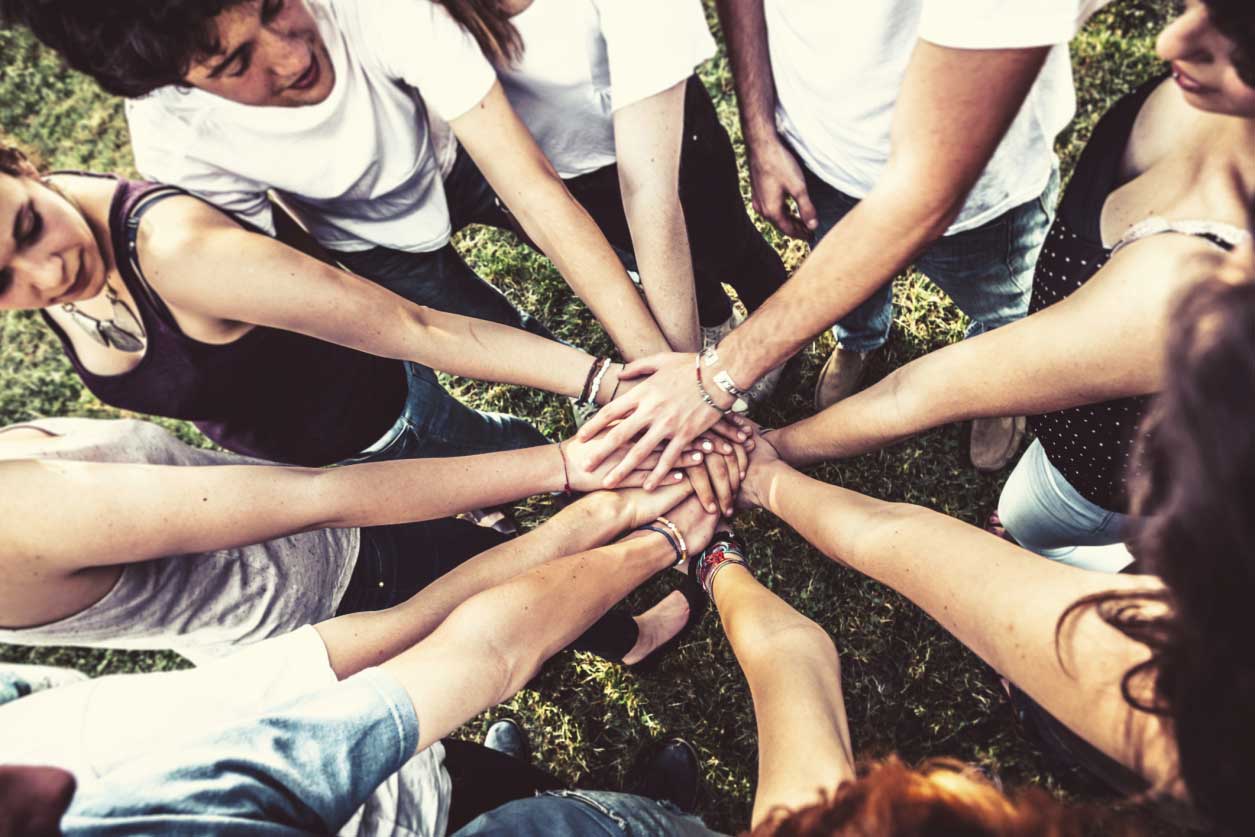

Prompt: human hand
[576,352,752,490]
[613,481,696,531]
[560,431,671,493]
[737,427,787,511]
[684,438,749,518]
[747,133,818,240]
[660,493,721,566]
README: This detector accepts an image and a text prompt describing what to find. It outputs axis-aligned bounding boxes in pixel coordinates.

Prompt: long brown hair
[1060,252,1255,834]
[436,0,522,66]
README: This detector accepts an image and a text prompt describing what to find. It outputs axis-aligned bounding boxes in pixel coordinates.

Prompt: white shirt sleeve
[125,98,276,235]
[353,0,499,122]
[593,0,717,112]
[918,0,1097,50]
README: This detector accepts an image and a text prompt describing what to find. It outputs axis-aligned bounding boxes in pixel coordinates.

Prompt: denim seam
[541,790,630,832]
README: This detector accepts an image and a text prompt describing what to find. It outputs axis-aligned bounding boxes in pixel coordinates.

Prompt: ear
[0,145,40,179]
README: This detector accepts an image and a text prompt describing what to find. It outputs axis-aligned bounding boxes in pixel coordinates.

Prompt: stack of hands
[558,417,788,559]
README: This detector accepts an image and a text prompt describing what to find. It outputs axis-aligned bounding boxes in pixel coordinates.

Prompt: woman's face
[182,0,335,108]
[0,174,107,311]
[1158,1,1255,117]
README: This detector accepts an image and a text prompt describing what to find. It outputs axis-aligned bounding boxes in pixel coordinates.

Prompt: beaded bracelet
[639,524,682,566]
[693,532,749,597]
[653,515,688,568]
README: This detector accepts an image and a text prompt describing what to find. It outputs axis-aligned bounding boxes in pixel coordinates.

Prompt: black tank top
[41,177,406,466]
[1027,76,1244,511]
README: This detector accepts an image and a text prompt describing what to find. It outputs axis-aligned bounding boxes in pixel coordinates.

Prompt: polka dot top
[1028,76,1248,513]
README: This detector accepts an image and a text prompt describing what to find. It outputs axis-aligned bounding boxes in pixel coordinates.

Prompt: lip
[58,250,88,303]
[287,51,320,92]
[1171,62,1213,95]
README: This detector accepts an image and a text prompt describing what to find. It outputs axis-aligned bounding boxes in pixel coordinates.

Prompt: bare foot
[622,590,691,666]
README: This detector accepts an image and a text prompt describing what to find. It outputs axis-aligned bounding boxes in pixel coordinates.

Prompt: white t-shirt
[498,0,717,178]
[125,0,498,253]
[0,627,451,837]
[765,0,1113,235]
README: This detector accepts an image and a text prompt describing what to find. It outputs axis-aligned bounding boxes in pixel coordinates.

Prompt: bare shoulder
[1098,230,1228,301]
[134,193,247,271]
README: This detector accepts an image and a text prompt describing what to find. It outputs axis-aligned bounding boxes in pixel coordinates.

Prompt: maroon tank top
[40,177,406,466]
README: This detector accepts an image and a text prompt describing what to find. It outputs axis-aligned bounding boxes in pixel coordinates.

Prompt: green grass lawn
[0,3,1177,832]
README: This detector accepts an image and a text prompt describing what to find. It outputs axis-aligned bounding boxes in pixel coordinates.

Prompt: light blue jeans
[804,165,1059,352]
[452,790,724,837]
[997,439,1133,573]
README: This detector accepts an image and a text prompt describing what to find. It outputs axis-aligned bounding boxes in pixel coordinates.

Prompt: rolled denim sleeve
[61,669,418,836]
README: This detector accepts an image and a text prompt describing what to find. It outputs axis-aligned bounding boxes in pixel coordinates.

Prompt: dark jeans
[335,149,556,342]
[336,517,640,660]
[443,739,566,833]
[564,75,787,328]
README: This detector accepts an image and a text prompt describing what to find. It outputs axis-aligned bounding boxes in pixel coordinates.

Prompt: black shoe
[636,738,700,814]
[483,718,529,762]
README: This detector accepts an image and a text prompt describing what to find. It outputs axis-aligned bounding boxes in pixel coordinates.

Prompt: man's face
[184,0,336,107]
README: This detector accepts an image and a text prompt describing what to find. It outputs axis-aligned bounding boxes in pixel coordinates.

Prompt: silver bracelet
[695,356,730,414]
[700,346,750,401]
[587,357,612,406]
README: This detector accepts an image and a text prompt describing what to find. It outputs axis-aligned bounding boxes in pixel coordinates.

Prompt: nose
[259,28,310,80]
[13,252,65,297]
[1157,6,1214,64]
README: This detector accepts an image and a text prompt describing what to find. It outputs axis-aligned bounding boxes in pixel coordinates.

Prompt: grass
[0,3,1178,832]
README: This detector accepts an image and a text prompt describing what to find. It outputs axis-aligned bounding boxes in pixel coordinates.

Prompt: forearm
[510,176,671,359]
[621,185,701,352]
[712,565,854,825]
[380,528,674,751]
[317,492,629,678]
[719,185,956,384]
[311,443,568,529]
[715,0,777,145]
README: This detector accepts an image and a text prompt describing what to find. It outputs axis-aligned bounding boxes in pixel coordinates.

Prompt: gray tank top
[0,418,359,664]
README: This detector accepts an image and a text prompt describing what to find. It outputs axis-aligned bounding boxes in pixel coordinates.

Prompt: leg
[442,738,566,832]
[913,164,1059,339]
[997,439,1134,573]
[677,75,786,324]
[336,243,557,342]
[453,791,714,837]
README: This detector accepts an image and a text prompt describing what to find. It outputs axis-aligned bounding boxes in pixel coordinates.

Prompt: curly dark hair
[1203,0,1255,87]
[1063,257,1255,834]
[0,0,249,98]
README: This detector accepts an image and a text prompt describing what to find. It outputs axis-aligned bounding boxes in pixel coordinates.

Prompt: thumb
[793,183,819,233]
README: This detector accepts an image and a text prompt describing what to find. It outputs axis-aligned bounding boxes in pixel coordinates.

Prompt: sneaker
[812,346,871,411]
[463,507,519,537]
[969,416,1027,473]
[0,664,88,707]
[635,739,700,814]
[483,718,530,762]
[569,396,599,430]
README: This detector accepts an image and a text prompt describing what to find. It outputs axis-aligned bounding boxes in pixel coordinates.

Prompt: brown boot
[813,347,870,411]
[969,416,1027,473]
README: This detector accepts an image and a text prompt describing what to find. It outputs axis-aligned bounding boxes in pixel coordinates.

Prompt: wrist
[744,461,790,512]
[621,526,680,571]
[595,363,624,406]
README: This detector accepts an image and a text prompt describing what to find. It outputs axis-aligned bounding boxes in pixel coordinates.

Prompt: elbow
[440,593,547,705]
[734,618,840,674]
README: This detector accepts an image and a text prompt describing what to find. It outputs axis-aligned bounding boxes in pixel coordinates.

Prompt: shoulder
[134,194,247,276]
[1099,230,1228,303]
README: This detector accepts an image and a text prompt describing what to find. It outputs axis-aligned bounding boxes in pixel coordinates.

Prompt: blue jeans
[804,165,1058,352]
[344,362,548,464]
[336,148,557,343]
[998,439,1133,573]
[452,790,723,837]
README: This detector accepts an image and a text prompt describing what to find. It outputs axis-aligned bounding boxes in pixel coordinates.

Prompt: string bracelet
[557,441,573,495]
[638,523,682,566]
[653,516,688,569]
[693,532,749,597]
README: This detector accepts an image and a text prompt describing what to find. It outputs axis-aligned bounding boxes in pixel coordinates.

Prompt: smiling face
[0,172,107,311]
[1158,0,1255,117]
[183,0,335,107]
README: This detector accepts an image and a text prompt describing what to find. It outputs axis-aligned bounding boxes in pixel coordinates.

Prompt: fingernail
[707,504,717,513]
[738,432,748,440]
[644,481,655,491]
[740,472,746,480]
[721,444,732,453]
[672,472,683,481]
[724,508,733,517]
[701,441,713,452]
[691,452,702,462]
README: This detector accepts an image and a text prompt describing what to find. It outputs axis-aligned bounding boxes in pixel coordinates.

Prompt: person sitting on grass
[0,145,751,471]
[741,0,1255,573]
[0,415,745,667]
[441,0,788,382]
[721,246,1255,832]
[0,483,720,837]
[0,0,675,362]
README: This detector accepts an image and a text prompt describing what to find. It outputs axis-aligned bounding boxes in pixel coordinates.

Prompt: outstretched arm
[711,563,854,826]
[142,197,630,406]
[741,452,1177,789]
[578,42,1049,486]
[371,494,718,752]
[614,80,701,352]
[0,430,674,574]
[452,83,671,360]
[771,234,1216,466]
